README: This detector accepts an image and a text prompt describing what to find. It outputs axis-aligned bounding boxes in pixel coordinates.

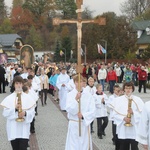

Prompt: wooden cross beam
[53,0,106,136]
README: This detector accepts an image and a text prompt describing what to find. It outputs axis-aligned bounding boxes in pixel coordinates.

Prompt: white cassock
[136,101,150,149]
[33,75,41,92]
[66,79,75,92]
[65,88,96,150]
[56,73,70,110]
[0,92,35,141]
[112,95,144,140]
[93,93,108,118]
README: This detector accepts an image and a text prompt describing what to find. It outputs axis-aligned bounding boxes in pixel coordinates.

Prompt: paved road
[0,85,149,150]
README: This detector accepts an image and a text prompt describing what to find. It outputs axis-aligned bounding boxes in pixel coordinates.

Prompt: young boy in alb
[84,77,97,133]
[0,76,35,150]
[65,75,96,150]
[107,84,121,149]
[93,84,108,139]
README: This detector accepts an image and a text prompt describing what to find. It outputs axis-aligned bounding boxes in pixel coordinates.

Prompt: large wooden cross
[53,0,106,136]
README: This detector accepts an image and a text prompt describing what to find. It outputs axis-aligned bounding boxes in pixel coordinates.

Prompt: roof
[132,20,150,44]
[132,20,150,30]
[137,30,150,44]
[0,34,22,46]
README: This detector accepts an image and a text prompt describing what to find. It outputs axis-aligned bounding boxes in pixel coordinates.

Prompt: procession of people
[0,60,150,150]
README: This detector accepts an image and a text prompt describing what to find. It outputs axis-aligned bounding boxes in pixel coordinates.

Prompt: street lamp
[63,48,66,64]
[100,39,107,64]
[81,43,86,64]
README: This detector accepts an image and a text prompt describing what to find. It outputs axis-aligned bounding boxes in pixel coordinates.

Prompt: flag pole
[104,41,107,64]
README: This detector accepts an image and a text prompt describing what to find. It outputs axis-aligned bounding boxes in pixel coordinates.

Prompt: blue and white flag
[97,44,107,54]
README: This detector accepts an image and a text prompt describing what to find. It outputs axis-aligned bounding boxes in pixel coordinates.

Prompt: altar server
[56,67,70,111]
[0,76,35,150]
[65,75,96,150]
[112,82,144,150]
[137,101,150,150]
[93,84,108,139]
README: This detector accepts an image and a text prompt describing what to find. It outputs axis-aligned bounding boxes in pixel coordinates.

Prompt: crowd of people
[0,60,150,150]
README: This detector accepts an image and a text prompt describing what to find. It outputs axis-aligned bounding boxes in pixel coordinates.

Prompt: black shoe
[91,130,94,133]
[30,130,35,133]
[62,110,66,112]
[3,91,6,93]
[102,131,106,136]
[98,135,103,139]
[35,112,38,116]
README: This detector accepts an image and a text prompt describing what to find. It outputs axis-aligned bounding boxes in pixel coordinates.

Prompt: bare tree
[121,0,150,21]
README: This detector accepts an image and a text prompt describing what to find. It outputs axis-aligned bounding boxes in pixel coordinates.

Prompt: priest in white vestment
[112,82,144,150]
[0,76,35,150]
[136,101,150,150]
[56,67,70,111]
[84,77,97,133]
[65,75,96,150]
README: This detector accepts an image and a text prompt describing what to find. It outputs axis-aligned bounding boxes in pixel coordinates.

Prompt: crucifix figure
[53,0,106,136]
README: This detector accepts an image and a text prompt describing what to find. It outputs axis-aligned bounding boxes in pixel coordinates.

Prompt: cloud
[83,0,125,16]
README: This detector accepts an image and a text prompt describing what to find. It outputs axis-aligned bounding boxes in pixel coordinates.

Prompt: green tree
[0,0,7,23]
[54,40,62,62]
[61,36,72,62]
[12,0,24,8]
[82,12,137,60]
[23,0,54,29]
[82,6,93,19]
[55,0,77,19]
[141,45,150,61]
[23,0,54,18]
[25,26,44,51]
[123,49,136,62]
[0,18,14,34]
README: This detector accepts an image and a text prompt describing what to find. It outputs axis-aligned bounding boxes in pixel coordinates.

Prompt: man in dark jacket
[0,65,6,93]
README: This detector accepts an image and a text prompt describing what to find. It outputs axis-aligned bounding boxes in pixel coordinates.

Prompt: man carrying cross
[65,75,96,150]
[53,0,106,149]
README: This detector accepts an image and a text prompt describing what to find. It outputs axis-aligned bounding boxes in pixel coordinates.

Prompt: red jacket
[138,70,147,80]
[106,70,118,82]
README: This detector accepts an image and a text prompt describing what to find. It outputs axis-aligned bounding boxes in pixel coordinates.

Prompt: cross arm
[53,18,77,25]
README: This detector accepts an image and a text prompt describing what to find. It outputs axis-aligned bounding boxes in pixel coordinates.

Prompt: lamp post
[100,39,107,64]
[82,43,86,64]
[64,48,66,64]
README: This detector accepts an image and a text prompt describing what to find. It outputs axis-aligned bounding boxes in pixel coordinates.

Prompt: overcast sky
[5,0,126,16]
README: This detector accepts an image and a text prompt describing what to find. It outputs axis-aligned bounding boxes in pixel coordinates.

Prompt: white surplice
[0,92,35,141]
[56,73,70,110]
[84,85,97,95]
[65,88,96,150]
[136,101,150,149]
[66,79,75,92]
[107,94,119,121]
[112,95,144,140]
[93,92,108,118]
[20,72,28,79]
